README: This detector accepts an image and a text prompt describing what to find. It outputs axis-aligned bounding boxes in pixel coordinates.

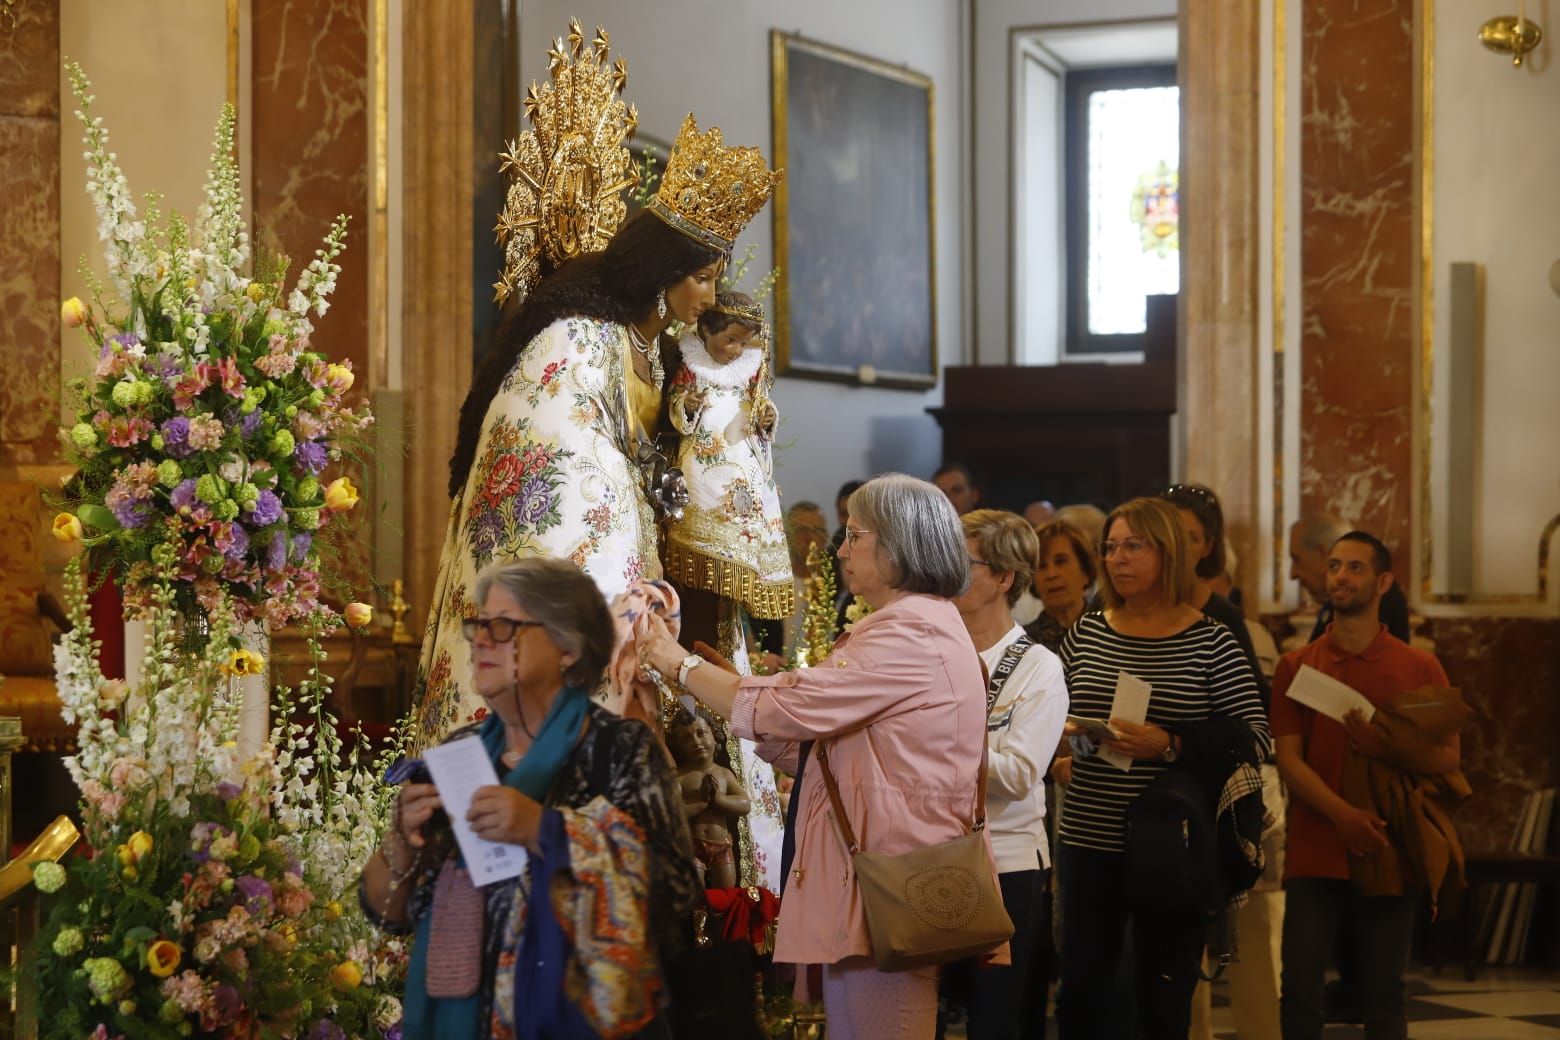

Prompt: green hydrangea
[214,499,240,522]
[237,833,261,863]
[32,861,66,893]
[159,998,185,1024]
[296,509,321,531]
[195,475,225,505]
[156,460,182,487]
[134,381,156,406]
[295,477,320,503]
[150,434,165,451]
[81,956,129,1002]
[51,926,84,957]
[307,389,325,408]
[109,379,139,409]
[235,483,260,508]
[271,430,296,458]
[69,423,98,451]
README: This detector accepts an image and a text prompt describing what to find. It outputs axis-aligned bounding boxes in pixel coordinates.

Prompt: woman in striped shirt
[1054,497,1269,1040]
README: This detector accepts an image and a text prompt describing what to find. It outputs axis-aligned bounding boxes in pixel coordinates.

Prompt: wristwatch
[1161,734,1180,763]
[677,653,705,687]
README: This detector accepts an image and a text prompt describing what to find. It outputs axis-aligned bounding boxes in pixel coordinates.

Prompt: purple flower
[383,1026,402,1040]
[222,524,250,560]
[245,490,283,527]
[150,352,182,381]
[215,781,241,801]
[471,509,503,557]
[111,331,140,349]
[266,530,289,571]
[290,533,313,562]
[161,417,194,459]
[293,440,328,475]
[310,1021,347,1040]
[170,479,199,514]
[109,497,153,529]
[240,410,263,439]
[235,874,273,915]
[516,476,553,526]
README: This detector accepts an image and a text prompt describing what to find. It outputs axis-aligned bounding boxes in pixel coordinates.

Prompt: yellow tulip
[324,900,342,921]
[52,512,84,543]
[127,830,154,862]
[329,960,363,991]
[323,476,359,513]
[325,363,355,394]
[61,297,88,328]
[147,939,181,977]
[221,648,266,677]
[343,602,373,629]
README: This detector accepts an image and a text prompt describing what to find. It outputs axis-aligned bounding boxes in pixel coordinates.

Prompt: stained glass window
[1064,66,1179,355]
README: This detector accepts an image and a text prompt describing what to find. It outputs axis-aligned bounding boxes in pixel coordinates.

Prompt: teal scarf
[402,687,591,1039]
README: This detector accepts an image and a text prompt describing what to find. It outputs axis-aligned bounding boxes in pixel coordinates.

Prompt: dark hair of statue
[448,210,722,497]
[696,290,762,340]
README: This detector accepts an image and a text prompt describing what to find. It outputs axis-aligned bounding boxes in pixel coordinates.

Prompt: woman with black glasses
[361,557,698,1039]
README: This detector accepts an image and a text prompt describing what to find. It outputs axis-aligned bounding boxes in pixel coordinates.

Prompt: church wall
[970,0,1178,368]
[516,0,964,511]
[0,1,60,465]
[54,1,231,441]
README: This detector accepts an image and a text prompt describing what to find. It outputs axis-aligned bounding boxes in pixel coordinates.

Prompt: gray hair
[1054,504,1108,552]
[474,557,615,690]
[1291,512,1348,552]
[848,473,970,598]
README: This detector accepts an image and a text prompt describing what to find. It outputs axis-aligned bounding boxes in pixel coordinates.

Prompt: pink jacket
[730,593,995,966]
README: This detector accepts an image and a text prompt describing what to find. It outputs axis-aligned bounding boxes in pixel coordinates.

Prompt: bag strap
[985,635,1034,716]
[815,739,992,855]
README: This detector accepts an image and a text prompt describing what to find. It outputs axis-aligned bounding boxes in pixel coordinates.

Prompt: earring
[656,292,667,320]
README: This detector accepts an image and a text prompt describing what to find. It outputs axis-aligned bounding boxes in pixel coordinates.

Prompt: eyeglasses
[1099,538,1153,558]
[968,556,992,568]
[460,617,545,643]
[843,527,873,546]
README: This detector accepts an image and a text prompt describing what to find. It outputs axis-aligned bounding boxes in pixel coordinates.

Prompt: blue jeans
[1055,844,1207,1040]
[1279,878,1415,1040]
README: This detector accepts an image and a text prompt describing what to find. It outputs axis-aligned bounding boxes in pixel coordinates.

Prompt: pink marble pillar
[1298,0,1416,562]
[250,0,371,381]
[0,4,62,466]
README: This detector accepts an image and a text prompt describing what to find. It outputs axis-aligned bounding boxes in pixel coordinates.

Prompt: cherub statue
[667,709,751,889]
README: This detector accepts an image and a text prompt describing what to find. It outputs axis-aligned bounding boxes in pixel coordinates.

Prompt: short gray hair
[474,557,615,689]
[848,473,970,598]
[1291,512,1348,552]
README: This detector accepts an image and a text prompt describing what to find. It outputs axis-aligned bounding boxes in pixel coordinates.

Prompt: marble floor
[1203,968,1560,1040]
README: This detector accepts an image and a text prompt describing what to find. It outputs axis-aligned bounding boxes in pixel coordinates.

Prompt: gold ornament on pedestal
[494,19,639,305]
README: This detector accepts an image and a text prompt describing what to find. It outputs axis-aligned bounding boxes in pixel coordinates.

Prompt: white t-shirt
[979,624,1070,873]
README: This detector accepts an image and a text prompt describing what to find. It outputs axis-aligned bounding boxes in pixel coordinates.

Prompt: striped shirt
[1057,611,1271,853]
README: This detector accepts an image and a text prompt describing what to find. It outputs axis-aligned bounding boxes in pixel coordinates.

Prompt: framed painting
[770,32,937,389]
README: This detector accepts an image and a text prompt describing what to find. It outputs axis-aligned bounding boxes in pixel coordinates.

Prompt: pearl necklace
[626,324,664,386]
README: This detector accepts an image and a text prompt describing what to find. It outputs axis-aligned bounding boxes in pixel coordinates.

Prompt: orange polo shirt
[1271,625,1450,881]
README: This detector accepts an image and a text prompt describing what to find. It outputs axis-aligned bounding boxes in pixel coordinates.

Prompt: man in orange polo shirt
[1272,531,1458,1040]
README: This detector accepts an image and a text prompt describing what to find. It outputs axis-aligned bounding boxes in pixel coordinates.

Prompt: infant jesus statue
[667,709,752,890]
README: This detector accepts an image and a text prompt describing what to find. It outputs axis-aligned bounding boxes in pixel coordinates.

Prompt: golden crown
[493,20,639,305]
[647,114,781,253]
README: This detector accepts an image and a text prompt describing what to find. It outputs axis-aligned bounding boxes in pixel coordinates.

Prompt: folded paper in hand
[422,735,529,886]
[1285,664,1376,725]
[1099,671,1152,772]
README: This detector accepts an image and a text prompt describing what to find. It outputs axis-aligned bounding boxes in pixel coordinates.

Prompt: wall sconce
[1479,14,1543,67]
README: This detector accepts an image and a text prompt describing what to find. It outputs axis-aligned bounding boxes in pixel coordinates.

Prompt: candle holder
[1479,15,1543,67]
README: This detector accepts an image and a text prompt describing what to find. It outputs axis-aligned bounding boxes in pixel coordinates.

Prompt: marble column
[1298,0,1415,561]
[1178,0,1262,600]
[0,4,61,466]
[401,0,474,625]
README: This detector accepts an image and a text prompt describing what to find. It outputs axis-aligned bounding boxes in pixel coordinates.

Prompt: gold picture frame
[770,31,938,389]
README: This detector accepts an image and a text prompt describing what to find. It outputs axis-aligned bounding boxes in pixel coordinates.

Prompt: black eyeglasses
[460,617,545,643]
[968,556,992,568]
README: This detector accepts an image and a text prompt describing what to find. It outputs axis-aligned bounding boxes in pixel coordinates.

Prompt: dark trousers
[1280,878,1416,1040]
[942,863,1047,1040]
[1054,844,1206,1040]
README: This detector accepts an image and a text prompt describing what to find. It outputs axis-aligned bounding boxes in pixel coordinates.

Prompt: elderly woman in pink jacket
[640,472,996,1040]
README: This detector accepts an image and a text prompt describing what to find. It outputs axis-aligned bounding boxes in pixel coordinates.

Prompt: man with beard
[1270,532,1458,1040]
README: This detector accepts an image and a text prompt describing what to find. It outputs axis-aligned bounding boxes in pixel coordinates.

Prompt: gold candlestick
[389,579,413,644]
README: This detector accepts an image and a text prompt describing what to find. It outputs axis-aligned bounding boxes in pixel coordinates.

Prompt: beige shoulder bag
[814,739,1014,972]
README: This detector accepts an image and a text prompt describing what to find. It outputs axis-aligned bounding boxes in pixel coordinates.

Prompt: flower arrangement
[53,63,372,628]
